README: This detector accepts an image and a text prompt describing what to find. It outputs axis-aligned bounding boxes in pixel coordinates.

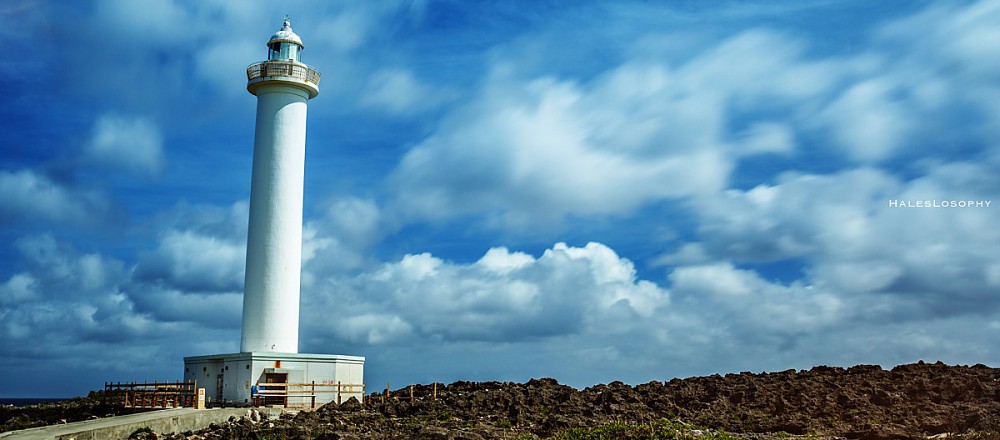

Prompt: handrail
[246,61,321,87]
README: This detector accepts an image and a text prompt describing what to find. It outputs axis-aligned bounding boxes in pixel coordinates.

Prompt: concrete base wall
[0,408,283,440]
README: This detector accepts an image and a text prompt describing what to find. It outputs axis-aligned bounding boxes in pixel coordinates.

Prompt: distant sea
[0,398,71,407]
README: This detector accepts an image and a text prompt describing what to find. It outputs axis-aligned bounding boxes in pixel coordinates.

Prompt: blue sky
[1,0,999,398]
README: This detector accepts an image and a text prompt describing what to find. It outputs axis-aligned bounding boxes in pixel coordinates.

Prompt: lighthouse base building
[183,352,364,407]
[182,19,364,408]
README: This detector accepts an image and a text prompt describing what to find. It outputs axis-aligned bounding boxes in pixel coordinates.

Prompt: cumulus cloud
[127,285,242,329]
[297,238,1000,386]
[132,202,248,292]
[680,163,1000,318]
[0,169,111,226]
[0,235,152,356]
[82,114,166,176]
[303,242,668,346]
[669,262,843,338]
[0,203,252,374]
[301,197,385,285]
[0,233,243,393]
[133,229,245,292]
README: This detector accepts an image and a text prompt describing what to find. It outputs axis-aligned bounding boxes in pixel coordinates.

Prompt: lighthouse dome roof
[268,18,303,47]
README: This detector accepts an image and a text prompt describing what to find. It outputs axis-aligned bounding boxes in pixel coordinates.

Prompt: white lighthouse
[241,18,316,354]
[184,19,364,407]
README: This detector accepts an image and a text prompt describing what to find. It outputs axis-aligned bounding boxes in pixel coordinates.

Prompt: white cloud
[680,163,999,317]
[133,202,248,292]
[807,1,1000,162]
[134,229,245,291]
[653,243,711,266]
[13,235,122,296]
[477,247,535,275]
[818,78,913,162]
[297,238,1000,387]
[878,0,1000,81]
[385,27,854,226]
[0,233,242,396]
[384,1,1000,227]
[676,29,836,104]
[332,314,414,345]
[0,169,111,226]
[0,274,36,306]
[301,197,385,286]
[304,242,669,345]
[127,285,242,329]
[0,235,153,352]
[388,68,735,224]
[670,262,844,335]
[83,114,166,176]
[691,168,899,262]
[734,122,795,155]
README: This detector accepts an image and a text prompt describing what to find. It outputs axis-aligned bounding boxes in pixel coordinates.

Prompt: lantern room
[267,18,303,62]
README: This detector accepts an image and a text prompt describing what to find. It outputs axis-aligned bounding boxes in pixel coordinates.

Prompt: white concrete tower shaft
[241,19,320,353]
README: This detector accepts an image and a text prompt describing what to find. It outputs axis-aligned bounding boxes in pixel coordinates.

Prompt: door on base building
[216,374,224,404]
[263,373,287,406]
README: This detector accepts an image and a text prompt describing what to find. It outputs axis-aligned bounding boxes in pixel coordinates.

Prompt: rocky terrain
[8,361,1000,439]
[0,393,125,432]
[167,361,1000,440]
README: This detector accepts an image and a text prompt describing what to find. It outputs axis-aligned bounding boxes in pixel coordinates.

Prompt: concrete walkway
[0,407,285,440]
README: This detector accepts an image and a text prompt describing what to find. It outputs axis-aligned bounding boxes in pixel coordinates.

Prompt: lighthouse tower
[184,19,364,407]
[241,18,317,354]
